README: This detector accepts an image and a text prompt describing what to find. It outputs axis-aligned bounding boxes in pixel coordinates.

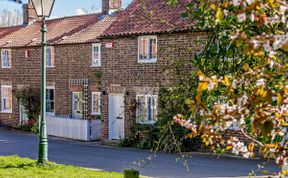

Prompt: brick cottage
[0,0,120,130]
[0,0,208,140]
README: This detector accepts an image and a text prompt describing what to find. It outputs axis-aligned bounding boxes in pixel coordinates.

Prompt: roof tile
[0,13,116,48]
[102,0,196,37]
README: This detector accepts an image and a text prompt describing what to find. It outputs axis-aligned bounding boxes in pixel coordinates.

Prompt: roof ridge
[0,25,22,29]
[46,12,103,22]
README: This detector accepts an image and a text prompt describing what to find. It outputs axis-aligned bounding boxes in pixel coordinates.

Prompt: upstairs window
[136,95,158,124]
[46,86,55,114]
[138,36,157,63]
[91,92,101,115]
[92,43,101,67]
[46,47,55,67]
[1,85,12,113]
[1,49,12,68]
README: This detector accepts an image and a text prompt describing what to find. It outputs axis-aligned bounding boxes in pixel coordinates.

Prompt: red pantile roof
[0,13,117,48]
[0,26,21,39]
[58,15,118,44]
[102,0,196,37]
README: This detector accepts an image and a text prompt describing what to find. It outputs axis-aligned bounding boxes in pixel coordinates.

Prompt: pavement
[0,127,280,178]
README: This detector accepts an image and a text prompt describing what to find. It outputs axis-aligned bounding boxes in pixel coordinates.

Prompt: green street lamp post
[31,0,55,164]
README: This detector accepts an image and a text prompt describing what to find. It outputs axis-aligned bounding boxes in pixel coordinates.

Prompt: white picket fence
[46,116,101,141]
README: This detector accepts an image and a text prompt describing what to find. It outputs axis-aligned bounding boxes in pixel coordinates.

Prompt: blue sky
[0,0,132,17]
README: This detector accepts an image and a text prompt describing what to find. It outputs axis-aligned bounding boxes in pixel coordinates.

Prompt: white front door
[19,102,28,125]
[108,93,125,140]
[72,92,83,119]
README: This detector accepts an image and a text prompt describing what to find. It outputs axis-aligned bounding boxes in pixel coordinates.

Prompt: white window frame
[72,92,83,119]
[46,86,55,115]
[92,43,101,67]
[1,85,12,113]
[1,49,12,68]
[91,92,101,115]
[136,94,158,124]
[138,36,157,63]
[46,47,54,68]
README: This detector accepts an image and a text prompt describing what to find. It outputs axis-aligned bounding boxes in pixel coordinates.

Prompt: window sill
[46,112,55,116]
[46,66,55,68]
[91,112,101,116]
[1,110,12,114]
[1,66,12,69]
[91,65,101,68]
[136,121,156,125]
[137,59,157,64]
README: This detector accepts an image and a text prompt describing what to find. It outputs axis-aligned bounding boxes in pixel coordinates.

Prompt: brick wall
[101,31,207,139]
[0,43,101,126]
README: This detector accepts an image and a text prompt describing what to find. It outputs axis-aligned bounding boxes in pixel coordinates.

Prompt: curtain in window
[46,48,53,66]
[1,50,11,67]
[136,95,157,123]
[92,93,101,114]
[2,87,12,111]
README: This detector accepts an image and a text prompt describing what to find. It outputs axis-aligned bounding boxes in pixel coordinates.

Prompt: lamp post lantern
[31,0,55,164]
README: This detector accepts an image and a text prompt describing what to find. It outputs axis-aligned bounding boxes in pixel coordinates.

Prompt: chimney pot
[102,0,122,14]
[23,0,40,25]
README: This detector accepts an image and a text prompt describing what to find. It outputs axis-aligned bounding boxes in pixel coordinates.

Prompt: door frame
[108,93,125,140]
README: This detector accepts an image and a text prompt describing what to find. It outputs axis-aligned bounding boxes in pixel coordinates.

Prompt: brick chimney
[102,0,122,14]
[23,0,40,25]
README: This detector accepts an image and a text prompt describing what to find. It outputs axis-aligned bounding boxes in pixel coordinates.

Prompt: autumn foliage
[171,0,288,175]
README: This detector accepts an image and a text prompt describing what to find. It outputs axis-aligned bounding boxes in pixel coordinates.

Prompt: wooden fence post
[124,169,139,178]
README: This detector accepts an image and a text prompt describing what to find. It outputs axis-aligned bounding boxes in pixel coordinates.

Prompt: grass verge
[0,156,123,178]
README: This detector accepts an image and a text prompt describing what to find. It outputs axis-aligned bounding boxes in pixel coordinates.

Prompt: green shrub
[13,87,41,121]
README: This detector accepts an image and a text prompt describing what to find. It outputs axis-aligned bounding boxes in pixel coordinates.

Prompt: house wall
[0,43,101,126]
[101,31,207,139]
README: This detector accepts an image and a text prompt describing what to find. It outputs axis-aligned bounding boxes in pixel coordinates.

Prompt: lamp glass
[31,0,55,17]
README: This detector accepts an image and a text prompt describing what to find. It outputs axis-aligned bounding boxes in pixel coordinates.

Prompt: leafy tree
[0,8,22,27]
[14,87,41,122]
[169,0,287,176]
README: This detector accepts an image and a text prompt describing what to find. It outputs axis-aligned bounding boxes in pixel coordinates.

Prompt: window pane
[136,95,157,123]
[147,96,152,121]
[151,38,157,59]
[139,37,148,60]
[8,50,12,66]
[74,93,83,112]
[136,96,146,122]
[2,86,12,111]
[92,94,100,113]
[2,50,11,67]
[46,48,51,66]
[152,96,157,121]
[92,44,101,66]
[46,88,55,113]
[93,46,99,59]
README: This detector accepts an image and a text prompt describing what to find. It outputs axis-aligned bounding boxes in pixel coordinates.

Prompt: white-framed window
[92,43,101,67]
[1,49,12,68]
[91,92,101,115]
[72,92,83,118]
[138,36,157,63]
[136,95,158,124]
[46,47,55,67]
[1,85,12,113]
[46,86,55,114]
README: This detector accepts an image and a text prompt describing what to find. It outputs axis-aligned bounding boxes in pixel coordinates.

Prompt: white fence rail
[46,116,101,141]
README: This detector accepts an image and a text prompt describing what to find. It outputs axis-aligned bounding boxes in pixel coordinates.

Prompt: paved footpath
[0,127,279,178]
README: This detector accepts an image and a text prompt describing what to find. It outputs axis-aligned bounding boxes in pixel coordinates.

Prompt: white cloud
[75,8,86,15]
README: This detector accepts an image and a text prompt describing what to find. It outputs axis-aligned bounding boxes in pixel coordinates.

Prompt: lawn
[0,156,123,178]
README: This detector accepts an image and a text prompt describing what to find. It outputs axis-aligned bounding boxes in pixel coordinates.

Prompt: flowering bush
[170,0,288,175]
